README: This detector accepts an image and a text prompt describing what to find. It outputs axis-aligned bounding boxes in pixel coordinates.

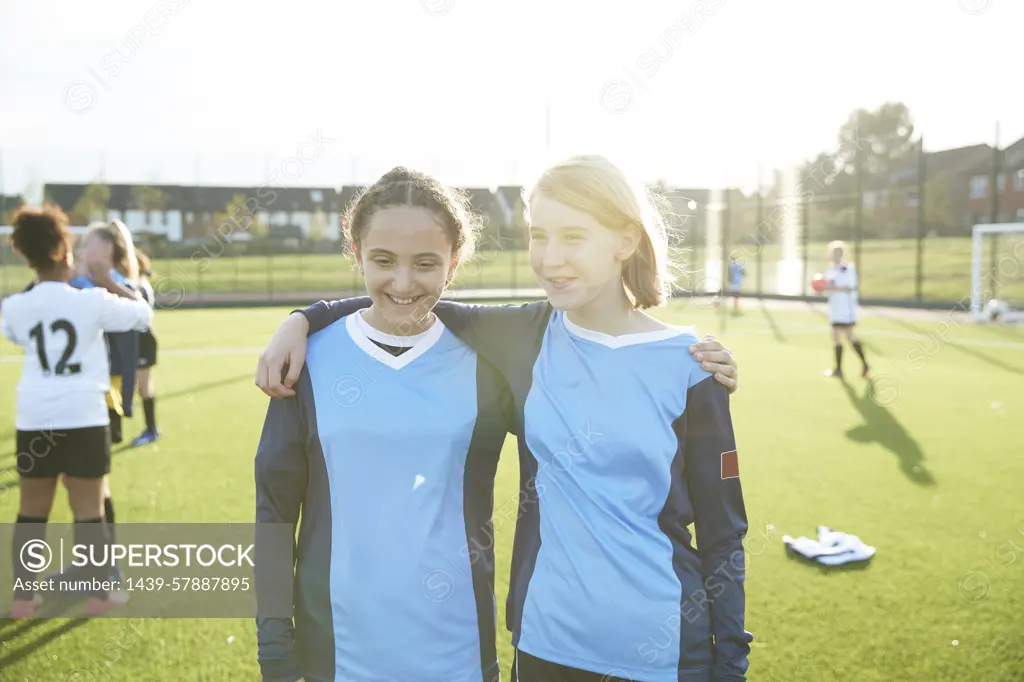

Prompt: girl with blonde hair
[70,220,144,570]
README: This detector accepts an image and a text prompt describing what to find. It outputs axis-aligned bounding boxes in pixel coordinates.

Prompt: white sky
[1,0,1021,199]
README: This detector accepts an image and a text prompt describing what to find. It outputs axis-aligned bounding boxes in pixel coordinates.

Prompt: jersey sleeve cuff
[259,652,303,682]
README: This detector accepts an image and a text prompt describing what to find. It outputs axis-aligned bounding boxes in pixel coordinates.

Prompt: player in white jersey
[823,240,869,378]
[131,251,161,446]
[1,206,152,619]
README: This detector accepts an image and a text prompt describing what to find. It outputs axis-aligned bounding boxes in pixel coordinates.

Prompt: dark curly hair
[8,205,74,275]
[341,167,480,271]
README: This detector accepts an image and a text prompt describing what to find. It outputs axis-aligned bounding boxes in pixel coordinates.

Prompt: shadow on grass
[159,371,255,401]
[759,300,787,343]
[0,372,253,495]
[841,379,936,487]
[0,594,92,671]
[973,321,1024,340]
[885,316,1024,376]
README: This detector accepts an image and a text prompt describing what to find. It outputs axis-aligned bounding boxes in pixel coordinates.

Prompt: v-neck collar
[345,311,446,370]
[560,312,694,349]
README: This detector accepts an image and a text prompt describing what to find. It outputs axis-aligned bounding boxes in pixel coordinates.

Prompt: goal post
[971,222,1024,323]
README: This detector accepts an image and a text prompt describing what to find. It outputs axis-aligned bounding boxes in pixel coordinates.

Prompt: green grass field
[0,301,1022,681]
[2,236,1023,304]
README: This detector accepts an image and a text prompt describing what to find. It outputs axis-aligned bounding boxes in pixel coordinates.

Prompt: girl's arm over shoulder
[431,300,552,369]
[677,374,751,680]
[256,297,372,398]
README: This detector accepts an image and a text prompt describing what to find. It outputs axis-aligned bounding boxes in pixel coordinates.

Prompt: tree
[839,101,916,176]
[309,208,327,242]
[69,183,110,225]
[2,195,25,224]
[131,185,168,212]
[924,177,954,235]
[218,193,266,239]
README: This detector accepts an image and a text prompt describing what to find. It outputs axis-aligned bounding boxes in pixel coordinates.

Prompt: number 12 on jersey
[28,319,81,376]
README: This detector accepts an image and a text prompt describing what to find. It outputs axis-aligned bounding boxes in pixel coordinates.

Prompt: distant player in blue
[727,253,745,311]
[254,169,512,682]
[258,156,751,681]
[70,220,143,442]
[69,220,143,551]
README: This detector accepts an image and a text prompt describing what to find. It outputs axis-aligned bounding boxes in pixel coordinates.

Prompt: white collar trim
[345,310,445,370]
[354,309,434,347]
[561,313,694,349]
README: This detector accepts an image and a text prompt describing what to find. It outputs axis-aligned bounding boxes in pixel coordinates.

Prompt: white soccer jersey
[1,281,153,430]
[825,262,859,324]
[139,277,155,306]
[138,276,155,332]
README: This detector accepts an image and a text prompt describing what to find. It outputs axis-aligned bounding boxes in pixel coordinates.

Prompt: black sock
[74,517,111,598]
[143,397,156,433]
[14,514,48,600]
[852,341,867,365]
[834,344,844,372]
[109,409,122,443]
[104,497,116,546]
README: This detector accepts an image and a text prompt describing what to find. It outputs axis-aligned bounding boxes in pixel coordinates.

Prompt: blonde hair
[828,240,847,258]
[527,155,673,309]
[85,220,139,284]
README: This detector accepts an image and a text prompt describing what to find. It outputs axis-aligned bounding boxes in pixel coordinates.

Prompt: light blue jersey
[729,261,744,290]
[255,312,509,682]
[305,300,752,682]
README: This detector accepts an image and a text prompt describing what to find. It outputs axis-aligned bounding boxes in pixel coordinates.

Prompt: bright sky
[1,0,1021,199]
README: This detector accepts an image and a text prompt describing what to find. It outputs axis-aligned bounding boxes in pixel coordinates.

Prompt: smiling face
[527,191,638,311]
[354,205,454,334]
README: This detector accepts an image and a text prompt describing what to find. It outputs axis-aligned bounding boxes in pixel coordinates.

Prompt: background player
[728,252,745,310]
[2,206,152,618]
[823,240,869,378]
[71,221,141,444]
[69,221,142,556]
[131,251,160,446]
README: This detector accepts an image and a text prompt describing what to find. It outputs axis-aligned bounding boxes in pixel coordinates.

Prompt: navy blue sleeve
[679,375,751,682]
[431,301,551,377]
[254,374,309,682]
[298,297,373,335]
[107,331,139,417]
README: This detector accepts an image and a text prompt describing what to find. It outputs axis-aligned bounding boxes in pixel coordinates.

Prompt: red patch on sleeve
[721,450,739,479]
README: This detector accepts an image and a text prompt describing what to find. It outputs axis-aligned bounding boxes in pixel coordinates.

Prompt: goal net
[971,223,1024,323]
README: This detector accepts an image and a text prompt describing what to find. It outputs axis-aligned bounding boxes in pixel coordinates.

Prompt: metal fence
[2,141,1022,309]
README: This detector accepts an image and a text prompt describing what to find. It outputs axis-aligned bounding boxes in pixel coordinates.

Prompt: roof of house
[864,144,994,189]
[1,194,25,214]
[998,135,1024,170]
[43,183,343,214]
[459,187,499,220]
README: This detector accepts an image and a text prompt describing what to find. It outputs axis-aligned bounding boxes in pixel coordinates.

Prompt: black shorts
[831,321,857,328]
[16,426,111,479]
[138,330,158,368]
[512,650,637,682]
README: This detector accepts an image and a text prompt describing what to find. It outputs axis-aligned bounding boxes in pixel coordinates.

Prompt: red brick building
[964,136,1024,227]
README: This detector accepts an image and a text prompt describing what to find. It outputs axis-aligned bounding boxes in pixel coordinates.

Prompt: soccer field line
[0,330,1022,366]
[732,323,1024,350]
